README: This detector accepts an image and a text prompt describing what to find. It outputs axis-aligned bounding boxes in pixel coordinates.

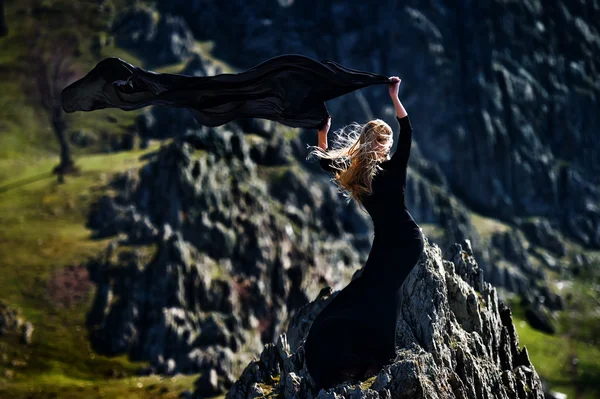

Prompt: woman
[304,77,425,389]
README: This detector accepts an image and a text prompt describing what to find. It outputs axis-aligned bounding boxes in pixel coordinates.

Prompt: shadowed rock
[223,237,544,399]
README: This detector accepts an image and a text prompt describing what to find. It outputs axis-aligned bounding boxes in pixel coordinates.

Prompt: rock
[179,390,193,399]
[111,6,194,68]
[486,229,565,315]
[20,322,34,345]
[224,237,544,398]
[0,301,23,333]
[520,219,566,257]
[151,13,195,67]
[69,129,98,148]
[524,304,556,335]
[0,302,32,344]
[180,53,209,77]
[194,368,222,397]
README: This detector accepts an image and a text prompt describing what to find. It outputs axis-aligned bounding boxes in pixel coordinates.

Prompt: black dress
[304,115,424,389]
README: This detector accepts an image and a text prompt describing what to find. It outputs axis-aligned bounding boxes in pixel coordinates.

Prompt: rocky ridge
[223,238,544,399]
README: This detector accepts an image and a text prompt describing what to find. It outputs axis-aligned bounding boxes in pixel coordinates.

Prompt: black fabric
[60,54,392,130]
[305,115,424,389]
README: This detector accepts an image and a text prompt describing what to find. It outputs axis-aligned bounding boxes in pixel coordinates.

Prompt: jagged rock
[110,6,156,51]
[0,303,34,345]
[263,136,293,166]
[224,237,544,399]
[84,138,376,378]
[110,6,194,68]
[491,231,534,275]
[270,169,315,211]
[180,53,209,77]
[234,118,275,139]
[520,219,566,257]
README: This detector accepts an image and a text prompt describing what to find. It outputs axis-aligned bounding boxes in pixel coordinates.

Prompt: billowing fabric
[61,54,392,129]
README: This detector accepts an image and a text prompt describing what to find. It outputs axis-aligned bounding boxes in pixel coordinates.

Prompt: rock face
[84,134,373,389]
[224,238,544,399]
[155,0,600,249]
[110,5,195,69]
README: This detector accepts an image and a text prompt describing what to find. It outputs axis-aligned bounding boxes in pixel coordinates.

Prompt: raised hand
[388,76,401,98]
[319,116,332,134]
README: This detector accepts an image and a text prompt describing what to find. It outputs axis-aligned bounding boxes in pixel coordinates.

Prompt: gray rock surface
[110,5,194,68]
[224,237,544,399]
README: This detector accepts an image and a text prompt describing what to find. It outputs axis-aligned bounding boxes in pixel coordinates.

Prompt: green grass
[0,1,231,395]
[470,211,511,237]
[514,315,600,399]
[509,298,600,399]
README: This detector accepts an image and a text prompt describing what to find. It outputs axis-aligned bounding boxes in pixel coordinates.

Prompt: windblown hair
[306,119,393,212]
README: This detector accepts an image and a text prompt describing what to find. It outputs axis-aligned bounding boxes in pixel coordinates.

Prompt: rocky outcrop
[224,238,544,399]
[86,231,263,384]
[84,135,371,386]
[110,5,195,69]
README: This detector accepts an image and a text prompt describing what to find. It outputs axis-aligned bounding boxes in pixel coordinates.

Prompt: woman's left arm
[389,81,413,174]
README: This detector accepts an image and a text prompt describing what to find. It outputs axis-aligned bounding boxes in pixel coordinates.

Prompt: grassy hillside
[0,144,212,398]
[0,1,209,397]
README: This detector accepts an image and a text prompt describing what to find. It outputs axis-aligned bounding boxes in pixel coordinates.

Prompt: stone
[20,322,34,345]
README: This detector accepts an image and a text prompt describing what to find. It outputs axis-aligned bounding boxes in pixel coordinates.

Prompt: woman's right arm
[317,117,336,173]
[318,116,331,150]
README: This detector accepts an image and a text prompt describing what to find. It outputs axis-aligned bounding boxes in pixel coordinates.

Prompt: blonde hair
[306,119,393,213]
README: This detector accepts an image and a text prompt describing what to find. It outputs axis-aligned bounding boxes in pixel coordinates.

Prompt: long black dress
[304,115,424,389]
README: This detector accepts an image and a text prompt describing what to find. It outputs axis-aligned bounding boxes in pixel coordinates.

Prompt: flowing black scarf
[61,54,393,130]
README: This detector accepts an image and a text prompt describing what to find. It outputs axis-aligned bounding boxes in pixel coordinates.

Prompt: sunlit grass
[510,298,600,399]
[0,144,203,398]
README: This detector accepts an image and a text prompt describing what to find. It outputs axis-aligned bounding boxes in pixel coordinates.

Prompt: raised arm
[387,77,413,171]
[317,116,336,173]
[388,77,407,156]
